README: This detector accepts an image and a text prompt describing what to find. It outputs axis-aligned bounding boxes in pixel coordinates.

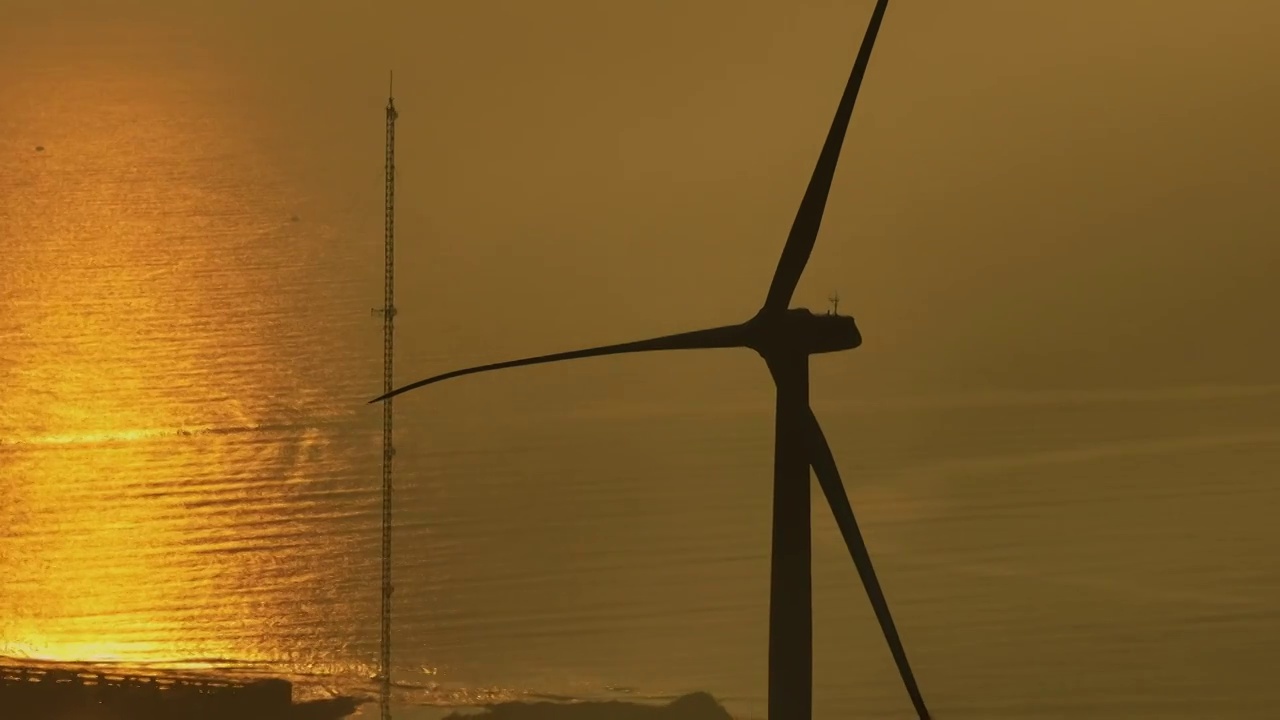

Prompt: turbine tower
[371,3,928,718]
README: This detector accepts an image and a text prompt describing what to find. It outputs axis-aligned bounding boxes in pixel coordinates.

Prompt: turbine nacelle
[746,308,863,358]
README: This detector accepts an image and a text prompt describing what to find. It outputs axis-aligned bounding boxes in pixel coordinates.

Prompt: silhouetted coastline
[0,658,361,720]
[443,692,735,720]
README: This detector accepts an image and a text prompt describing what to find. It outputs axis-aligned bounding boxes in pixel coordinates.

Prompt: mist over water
[3,2,1279,718]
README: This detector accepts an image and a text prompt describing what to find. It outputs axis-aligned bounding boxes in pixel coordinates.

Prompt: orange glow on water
[0,31,362,671]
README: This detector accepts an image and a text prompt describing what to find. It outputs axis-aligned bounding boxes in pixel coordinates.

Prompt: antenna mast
[376,70,398,720]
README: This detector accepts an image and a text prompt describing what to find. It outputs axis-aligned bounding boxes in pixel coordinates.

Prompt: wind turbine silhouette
[372,2,929,718]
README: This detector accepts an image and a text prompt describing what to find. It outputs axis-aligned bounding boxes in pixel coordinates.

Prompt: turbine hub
[747,308,862,357]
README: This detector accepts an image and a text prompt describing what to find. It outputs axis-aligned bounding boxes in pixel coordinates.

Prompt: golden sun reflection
[0,28,360,671]
[2,634,178,667]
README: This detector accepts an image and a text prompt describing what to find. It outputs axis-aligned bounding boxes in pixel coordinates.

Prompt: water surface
[3,4,1279,718]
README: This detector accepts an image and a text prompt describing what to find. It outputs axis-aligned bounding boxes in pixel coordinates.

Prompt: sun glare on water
[0,26,361,673]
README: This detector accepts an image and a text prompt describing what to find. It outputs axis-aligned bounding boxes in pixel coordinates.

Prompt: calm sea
[2,5,1278,719]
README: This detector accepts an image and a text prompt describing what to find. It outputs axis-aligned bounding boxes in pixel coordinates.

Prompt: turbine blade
[761,0,892,314]
[806,407,930,720]
[369,323,748,403]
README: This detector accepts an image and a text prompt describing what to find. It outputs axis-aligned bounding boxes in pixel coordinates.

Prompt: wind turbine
[372,1,930,718]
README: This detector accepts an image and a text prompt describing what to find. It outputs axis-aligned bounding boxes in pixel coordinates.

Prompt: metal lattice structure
[375,72,398,720]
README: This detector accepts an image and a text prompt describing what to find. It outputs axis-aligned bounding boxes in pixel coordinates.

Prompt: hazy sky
[2,6,1278,713]
[5,0,1278,397]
